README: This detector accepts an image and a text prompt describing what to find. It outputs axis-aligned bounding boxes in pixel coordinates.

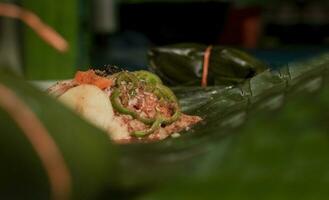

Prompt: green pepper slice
[110,88,156,125]
[110,71,182,137]
[133,70,163,85]
[132,118,163,137]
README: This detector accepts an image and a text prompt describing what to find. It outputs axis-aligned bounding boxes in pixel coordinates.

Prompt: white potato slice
[58,84,130,140]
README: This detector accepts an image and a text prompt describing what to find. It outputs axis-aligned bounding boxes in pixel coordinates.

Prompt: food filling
[47,69,202,143]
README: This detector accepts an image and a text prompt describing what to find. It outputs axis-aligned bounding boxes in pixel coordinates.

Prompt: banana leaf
[0,52,329,199]
[139,84,329,200]
[0,71,118,199]
[148,43,268,86]
[138,55,329,200]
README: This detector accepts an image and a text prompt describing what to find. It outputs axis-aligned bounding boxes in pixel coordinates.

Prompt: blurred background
[0,0,328,79]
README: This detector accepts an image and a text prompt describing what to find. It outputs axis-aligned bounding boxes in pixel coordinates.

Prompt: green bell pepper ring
[153,84,181,125]
[133,70,163,85]
[110,71,182,137]
[132,118,163,137]
[110,88,156,125]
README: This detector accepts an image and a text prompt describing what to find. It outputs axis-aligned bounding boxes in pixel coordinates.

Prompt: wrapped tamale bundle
[148,43,268,86]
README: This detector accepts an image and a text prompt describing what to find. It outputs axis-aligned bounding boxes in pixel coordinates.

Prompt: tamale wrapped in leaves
[0,52,329,199]
[148,43,268,86]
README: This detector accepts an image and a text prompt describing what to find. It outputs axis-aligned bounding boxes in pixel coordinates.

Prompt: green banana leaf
[0,71,118,199]
[1,52,329,199]
[139,86,329,200]
[148,43,268,86]
[138,55,329,200]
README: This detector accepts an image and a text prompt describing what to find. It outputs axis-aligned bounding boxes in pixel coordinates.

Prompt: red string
[0,84,71,200]
[201,45,213,87]
[0,3,69,52]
